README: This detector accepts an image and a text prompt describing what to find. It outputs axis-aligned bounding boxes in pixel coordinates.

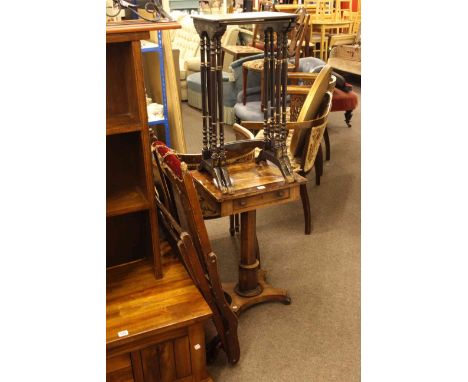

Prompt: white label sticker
[194,344,201,350]
[257,185,266,190]
[118,330,129,337]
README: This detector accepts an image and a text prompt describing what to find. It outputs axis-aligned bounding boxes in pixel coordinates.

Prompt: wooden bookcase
[106,26,164,278]
[107,21,214,382]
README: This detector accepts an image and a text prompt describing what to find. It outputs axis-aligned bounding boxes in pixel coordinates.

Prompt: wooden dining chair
[221,0,273,61]
[241,7,310,105]
[233,65,335,234]
[302,0,337,58]
[152,141,241,365]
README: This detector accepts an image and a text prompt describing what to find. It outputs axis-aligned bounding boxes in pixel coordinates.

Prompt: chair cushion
[152,141,182,179]
[331,87,358,112]
[236,87,261,103]
[234,101,264,121]
[243,58,295,71]
[298,57,326,73]
[187,71,230,93]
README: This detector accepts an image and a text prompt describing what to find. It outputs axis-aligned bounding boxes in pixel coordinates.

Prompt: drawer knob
[239,199,247,206]
[277,190,285,197]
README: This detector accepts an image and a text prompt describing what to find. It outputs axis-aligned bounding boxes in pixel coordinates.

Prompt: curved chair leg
[242,67,248,105]
[300,183,312,235]
[235,214,240,233]
[229,215,235,236]
[324,127,331,161]
[345,110,353,127]
[315,145,323,185]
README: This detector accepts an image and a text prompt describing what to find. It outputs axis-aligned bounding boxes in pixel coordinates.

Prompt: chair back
[250,0,275,50]
[289,64,333,156]
[299,89,333,173]
[152,141,240,364]
[288,8,310,69]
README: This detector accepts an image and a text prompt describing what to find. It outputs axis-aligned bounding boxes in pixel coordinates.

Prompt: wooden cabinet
[107,323,211,382]
[106,258,213,382]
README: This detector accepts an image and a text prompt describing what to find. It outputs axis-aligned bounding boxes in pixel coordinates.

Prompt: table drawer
[233,188,291,212]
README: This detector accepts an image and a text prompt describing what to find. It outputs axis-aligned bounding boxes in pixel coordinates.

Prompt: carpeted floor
[179,82,361,382]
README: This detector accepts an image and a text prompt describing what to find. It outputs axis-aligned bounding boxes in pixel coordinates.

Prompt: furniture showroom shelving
[106,26,162,278]
[141,30,172,147]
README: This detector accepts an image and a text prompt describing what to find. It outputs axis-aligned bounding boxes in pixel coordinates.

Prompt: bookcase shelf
[107,186,149,218]
[106,114,143,136]
[106,30,161,279]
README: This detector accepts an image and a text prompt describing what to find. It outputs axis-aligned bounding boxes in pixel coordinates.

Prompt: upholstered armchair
[235,56,358,165]
[232,66,336,234]
[170,14,240,100]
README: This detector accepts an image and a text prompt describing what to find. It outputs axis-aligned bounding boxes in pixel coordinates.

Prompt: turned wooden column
[235,210,263,297]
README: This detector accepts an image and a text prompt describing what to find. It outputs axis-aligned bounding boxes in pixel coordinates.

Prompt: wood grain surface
[107,258,212,354]
[191,161,307,202]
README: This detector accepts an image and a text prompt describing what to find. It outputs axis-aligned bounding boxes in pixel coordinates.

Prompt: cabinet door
[139,338,192,382]
[107,353,135,382]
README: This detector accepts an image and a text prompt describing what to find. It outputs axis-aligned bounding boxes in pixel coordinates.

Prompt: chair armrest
[233,123,255,140]
[185,57,201,72]
[287,85,310,96]
[288,72,319,82]
[241,120,324,131]
[236,86,261,103]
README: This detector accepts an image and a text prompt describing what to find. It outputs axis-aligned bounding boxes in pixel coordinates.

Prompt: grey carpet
[180,84,361,382]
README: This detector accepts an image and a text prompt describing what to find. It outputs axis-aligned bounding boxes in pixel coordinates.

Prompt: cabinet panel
[158,341,176,382]
[107,353,135,382]
[107,41,142,130]
[174,337,192,379]
[106,211,152,267]
[141,345,161,382]
[107,132,147,206]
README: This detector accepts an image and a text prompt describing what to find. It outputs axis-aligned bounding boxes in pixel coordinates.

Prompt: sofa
[170,13,240,100]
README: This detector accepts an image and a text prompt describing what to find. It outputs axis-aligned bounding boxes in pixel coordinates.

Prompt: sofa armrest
[236,86,261,103]
[185,57,201,72]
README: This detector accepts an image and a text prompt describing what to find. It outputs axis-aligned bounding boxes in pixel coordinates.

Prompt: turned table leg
[224,210,291,315]
[235,211,262,297]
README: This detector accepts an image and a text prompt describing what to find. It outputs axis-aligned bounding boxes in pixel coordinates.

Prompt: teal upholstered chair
[234,57,358,161]
[186,53,264,125]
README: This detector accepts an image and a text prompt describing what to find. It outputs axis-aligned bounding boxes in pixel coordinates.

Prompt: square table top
[191,11,297,25]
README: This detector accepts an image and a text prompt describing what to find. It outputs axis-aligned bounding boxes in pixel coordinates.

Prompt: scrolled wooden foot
[223,270,291,316]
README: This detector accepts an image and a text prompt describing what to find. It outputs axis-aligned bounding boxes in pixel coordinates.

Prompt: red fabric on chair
[331,86,358,112]
[152,141,183,180]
